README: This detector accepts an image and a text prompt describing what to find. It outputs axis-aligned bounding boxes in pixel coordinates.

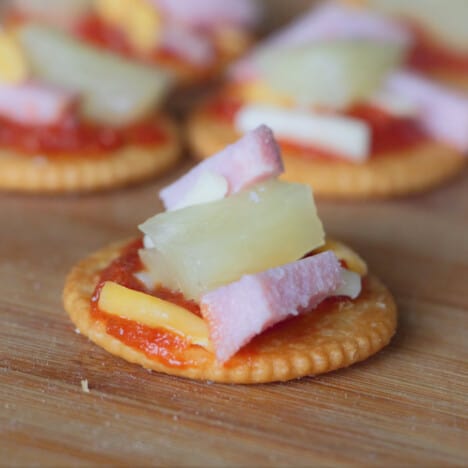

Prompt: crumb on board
[81,379,90,393]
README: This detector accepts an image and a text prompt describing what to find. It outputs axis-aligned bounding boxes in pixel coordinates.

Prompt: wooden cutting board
[1,157,467,466]
[1,2,468,465]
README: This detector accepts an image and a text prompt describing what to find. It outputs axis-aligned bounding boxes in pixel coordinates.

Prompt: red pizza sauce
[347,105,428,156]
[0,111,168,157]
[407,22,468,74]
[90,239,352,368]
[90,239,201,368]
[75,15,198,69]
[76,15,135,59]
[206,95,429,161]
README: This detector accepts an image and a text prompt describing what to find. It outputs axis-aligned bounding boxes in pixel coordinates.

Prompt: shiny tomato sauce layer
[206,96,430,161]
[91,239,201,368]
[0,112,168,156]
[75,15,198,68]
[90,239,352,368]
[407,22,468,74]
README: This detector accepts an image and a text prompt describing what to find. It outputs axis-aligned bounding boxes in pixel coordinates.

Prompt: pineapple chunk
[98,281,212,349]
[0,31,28,84]
[256,40,405,108]
[236,80,294,108]
[139,248,180,293]
[139,180,325,301]
[368,0,468,53]
[18,24,172,126]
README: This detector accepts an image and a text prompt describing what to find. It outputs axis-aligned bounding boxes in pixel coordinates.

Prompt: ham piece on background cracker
[266,1,411,50]
[200,251,343,363]
[0,82,75,126]
[385,71,468,152]
[159,24,215,66]
[153,0,260,29]
[160,125,283,210]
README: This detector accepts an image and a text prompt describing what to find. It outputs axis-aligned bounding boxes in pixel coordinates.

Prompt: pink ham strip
[200,251,343,363]
[230,1,411,81]
[160,24,214,66]
[153,0,259,29]
[160,125,283,210]
[0,82,75,126]
[266,2,411,49]
[385,71,468,153]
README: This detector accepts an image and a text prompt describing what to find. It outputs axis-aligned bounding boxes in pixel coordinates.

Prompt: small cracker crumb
[81,379,90,393]
[75,328,81,334]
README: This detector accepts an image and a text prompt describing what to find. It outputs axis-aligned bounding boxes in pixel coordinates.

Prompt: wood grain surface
[1,2,468,466]
[1,154,467,467]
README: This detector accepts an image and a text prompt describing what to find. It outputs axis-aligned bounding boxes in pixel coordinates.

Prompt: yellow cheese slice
[237,80,294,108]
[126,1,162,54]
[0,32,29,84]
[316,239,368,276]
[94,0,161,54]
[98,281,212,350]
[94,0,128,26]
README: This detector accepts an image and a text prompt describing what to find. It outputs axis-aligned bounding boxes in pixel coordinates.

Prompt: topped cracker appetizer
[0,22,180,193]
[347,0,468,90]
[8,0,261,86]
[187,2,468,199]
[64,125,397,384]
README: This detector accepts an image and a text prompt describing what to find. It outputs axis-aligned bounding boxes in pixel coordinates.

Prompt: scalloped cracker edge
[63,239,397,384]
[0,115,181,193]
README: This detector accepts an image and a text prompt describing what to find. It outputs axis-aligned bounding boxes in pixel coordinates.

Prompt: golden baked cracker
[428,69,468,93]
[187,106,466,198]
[0,116,181,193]
[63,239,397,384]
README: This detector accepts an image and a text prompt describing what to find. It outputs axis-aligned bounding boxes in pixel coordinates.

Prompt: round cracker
[63,239,397,384]
[0,115,181,193]
[187,104,466,198]
[428,68,468,93]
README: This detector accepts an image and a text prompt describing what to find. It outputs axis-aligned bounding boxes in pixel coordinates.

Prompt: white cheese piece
[369,90,418,117]
[333,269,362,299]
[133,270,156,290]
[235,104,370,163]
[143,235,155,249]
[169,171,229,211]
